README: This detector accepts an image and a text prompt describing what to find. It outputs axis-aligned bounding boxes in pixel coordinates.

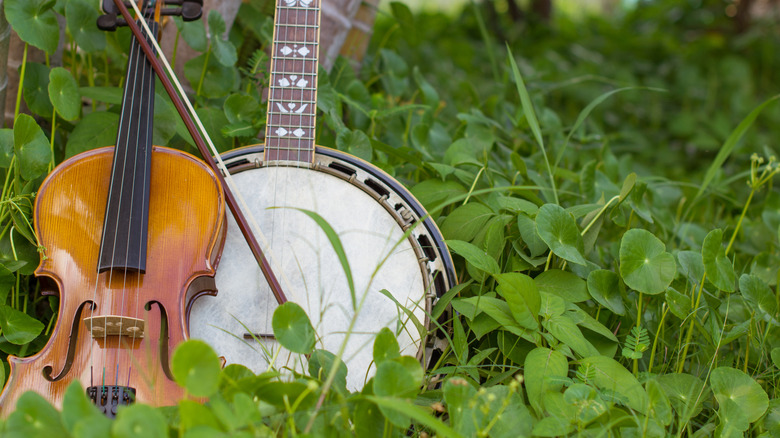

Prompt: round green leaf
[111,403,167,438]
[171,339,221,397]
[79,86,123,105]
[619,228,676,295]
[587,269,625,315]
[175,16,207,52]
[62,381,102,434]
[184,53,239,99]
[739,274,778,324]
[646,378,672,426]
[373,327,400,365]
[308,349,348,391]
[65,111,119,158]
[0,303,44,344]
[66,0,105,53]
[702,229,736,292]
[656,373,710,423]
[22,62,54,117]
[536,204,587,266]
[5,391,67,436]
[272,302,316,354]
[677,250,705,284]
[0,129,14,169]
[5,0,59,54]
[223,93,260,125]
[14,114,51,181]
[374,360,418,399]
[336,129,373,161]
[711,367,769,424]
[208,11,237,67]
[49,67,81,121]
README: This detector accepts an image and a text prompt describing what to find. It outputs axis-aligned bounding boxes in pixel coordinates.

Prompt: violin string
[91,3,147,389]
[121,8,156,386]
[114,4,150,390]
[125,0,301,309]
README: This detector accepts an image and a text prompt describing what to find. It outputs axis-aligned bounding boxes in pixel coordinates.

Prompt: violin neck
[98,19,159,273]
[265,0,321,164]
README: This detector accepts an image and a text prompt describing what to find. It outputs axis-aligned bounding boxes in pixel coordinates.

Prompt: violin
[0,0,224,417]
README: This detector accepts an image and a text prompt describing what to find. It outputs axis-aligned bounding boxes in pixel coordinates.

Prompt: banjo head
[188,146,454,390]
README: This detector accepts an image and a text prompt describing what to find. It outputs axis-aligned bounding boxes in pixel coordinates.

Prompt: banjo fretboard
[265,0,320,163]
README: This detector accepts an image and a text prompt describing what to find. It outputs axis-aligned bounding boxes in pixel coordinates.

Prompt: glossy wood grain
[0,146,225,414]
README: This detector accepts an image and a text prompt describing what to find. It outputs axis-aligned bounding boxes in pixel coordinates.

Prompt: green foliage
[2,0,780,436]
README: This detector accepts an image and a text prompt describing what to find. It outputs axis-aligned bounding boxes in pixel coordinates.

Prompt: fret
[267,130,316,138]
[274,23,320,29]
[268,91,315,101]
[267,0,321,163]
[276,7,321,12]
[277,0,318,7]
[273,55,317,63]
[267,110,315,117]
[272,40,320,46]
[272,34,319,46]
[264,145,315,151]
[269,85,317,92]
[271,54,317,62]
[264,149,313,163]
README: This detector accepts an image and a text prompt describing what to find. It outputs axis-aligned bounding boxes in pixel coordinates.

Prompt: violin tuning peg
[102,0,118,14]
[97,13,119,31]
[181,1,203,21]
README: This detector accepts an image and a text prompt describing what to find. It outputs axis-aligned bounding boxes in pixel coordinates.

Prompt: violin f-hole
[144,300,174,381]
[42,300,96,382]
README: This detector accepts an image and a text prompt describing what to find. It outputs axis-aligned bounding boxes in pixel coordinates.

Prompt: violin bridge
[84,316,145,338]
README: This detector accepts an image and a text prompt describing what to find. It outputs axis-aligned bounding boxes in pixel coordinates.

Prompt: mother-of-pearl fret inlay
[278,75,309,88]
[285,0,313,6]
[265,0,320,162]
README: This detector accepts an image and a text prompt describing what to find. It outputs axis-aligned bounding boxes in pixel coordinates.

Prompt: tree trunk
[320,0,380,71]
[159,0,243,89]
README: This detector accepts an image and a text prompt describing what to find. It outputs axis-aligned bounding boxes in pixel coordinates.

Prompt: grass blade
[555,86,667,167]
[290,208,356,310]
[693,94,780,204]
[507,45,558,204]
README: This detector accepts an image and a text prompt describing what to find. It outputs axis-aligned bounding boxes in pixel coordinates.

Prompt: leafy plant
[1,0,780,436]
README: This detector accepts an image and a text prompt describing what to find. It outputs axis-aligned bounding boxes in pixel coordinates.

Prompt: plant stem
[648,305,669,374]
[726,188,754,256]
[172,28,181,67]
[463,167,485,205]
[677,274,706,373]
[49,108,56,172]
[87,54,96,111]
[633,292,642,376]
[196,46,211,97]
[13,44,28,122]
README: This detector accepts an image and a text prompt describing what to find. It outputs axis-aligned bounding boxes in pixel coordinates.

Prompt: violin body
[0,146,225,414]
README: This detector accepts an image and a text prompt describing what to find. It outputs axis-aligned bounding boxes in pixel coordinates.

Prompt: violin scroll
[98,0,204,31]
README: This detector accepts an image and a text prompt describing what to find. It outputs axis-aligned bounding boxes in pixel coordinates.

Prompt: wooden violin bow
[111,0,288,305]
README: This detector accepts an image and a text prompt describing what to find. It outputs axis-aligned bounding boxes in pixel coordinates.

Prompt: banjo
[188,0,455,390]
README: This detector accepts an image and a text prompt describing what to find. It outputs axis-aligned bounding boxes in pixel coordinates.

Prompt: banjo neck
[265,0,321,164]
